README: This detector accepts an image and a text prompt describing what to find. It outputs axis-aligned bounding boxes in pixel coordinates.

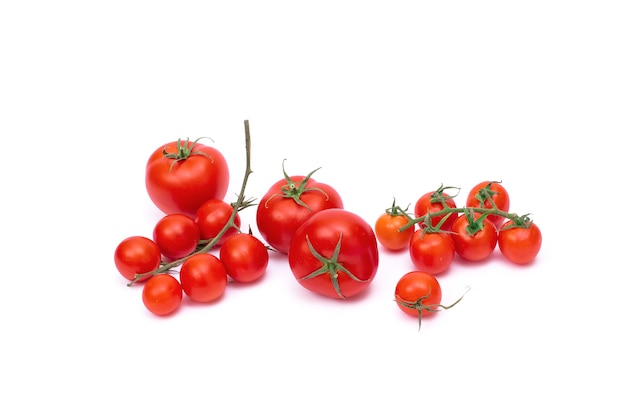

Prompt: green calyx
[264,159,330,211]
[298,233,369,300]
[162,137,214,172]
[472,181,502,208]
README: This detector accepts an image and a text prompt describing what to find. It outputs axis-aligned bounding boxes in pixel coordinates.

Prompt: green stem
[127,120,254,287]
[398,206,514,233]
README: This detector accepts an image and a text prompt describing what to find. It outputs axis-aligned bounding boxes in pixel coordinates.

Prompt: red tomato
[374,208,414,251]
[451,213,498,262]
[179,253,227,303]
[152,213,200,261]
[145,138,229,216]
[394,271,442,320]
[466,181,510,228]
[409,230,456,275]
[142,274,183,316]
[498,220,542,264]
[219,233,269,283]
[194,199,241,246]
[415,187,458,231]
[114,236,161,282]
[288,208,379,299]
[256,163,343,254]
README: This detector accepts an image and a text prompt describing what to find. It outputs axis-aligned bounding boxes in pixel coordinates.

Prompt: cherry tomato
[451,213,498,262]
[179,253,227,303]
[415,186,459,231]
[466,181,510,228]
[152,213,200,261]
[114,236,162,283]
[409,230,456,275]
[394,271,442,319]
[145,138,229,216]
[219,233,269,283]
[142,274,183,316]
[498,220,542,264]
[194,199,241,246]
[256,162,343,254]
[374,207,414,251]
[288,208,379,299]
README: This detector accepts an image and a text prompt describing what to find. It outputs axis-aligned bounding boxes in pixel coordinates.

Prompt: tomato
[451,212,498,262]
[145,138,229,216]
[498,219,542,264]
[394,271,442,321]
[194,199,241,246]
[288,208,379,299]
[219,233,269,283]
[179,253,227,303]
[114,236,162,283]
[152,213,200,261]
[408,230,455,275]
[256,162,343,254]
[374,204,414,251]
[142,274,183,316]
[415,186,459,231]
[466,181,510,228]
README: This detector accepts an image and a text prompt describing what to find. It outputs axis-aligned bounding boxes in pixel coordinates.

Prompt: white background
[1,1,625,415]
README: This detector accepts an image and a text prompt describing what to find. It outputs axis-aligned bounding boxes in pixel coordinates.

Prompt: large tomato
[288,208,379,299]
[145,138,229,216]
[256,162,343,254]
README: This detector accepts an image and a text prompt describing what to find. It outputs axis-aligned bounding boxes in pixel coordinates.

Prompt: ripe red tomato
[152,213,200,261]
[114,236,162,282]
[409,230,456,275]
[179,253,227,303]
[142,274,183,316]
[466,181,510,228]
[451,213,498,262]
[498,220,542,264]
[219,233,269,283]
[394,271,442,320]
[288,208,378,299]
[145,138,229,216]
[194,199,241,246]
[256,163,343,254]
[374,208,414,251]
[415,187,458,231]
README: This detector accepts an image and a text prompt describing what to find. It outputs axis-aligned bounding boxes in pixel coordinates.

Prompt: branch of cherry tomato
[127,120,253,286]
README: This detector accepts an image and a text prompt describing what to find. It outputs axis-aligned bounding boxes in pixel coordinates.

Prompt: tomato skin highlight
[219,233,269,283]
[152,213,200,261]
[451,214,498,262]
[374,212,414,251]
[394,271,442,318]
[498,221,542,264]
[466,181,510,228]
[142,274,183,316]
[114,236,162,282]
[288,208,379,299]
[409,231,456,275]
[194,199,241,246]
[145,140,229,216]
[415,191,458,231]
[179,253,227,303]
[256,175,343,254]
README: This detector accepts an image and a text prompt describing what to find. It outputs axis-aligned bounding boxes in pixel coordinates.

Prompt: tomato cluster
[375,181,542,326]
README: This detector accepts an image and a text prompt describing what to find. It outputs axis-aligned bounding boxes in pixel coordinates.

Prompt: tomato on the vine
[256,161,343,254]
[194,199,241,246]
[409,230,455,275]
[288,208,378,299]
[152,213,200,261]
[374,200,414,251]
[179,253,227,303]
[142,274,183,316]
[450,212,498,262]
[219,232,269,283]
[114,236,162,283]
[145,138,229,216]
[415,185,459,231]
[466,181,510,228]
[498,218,542,264]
